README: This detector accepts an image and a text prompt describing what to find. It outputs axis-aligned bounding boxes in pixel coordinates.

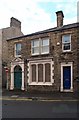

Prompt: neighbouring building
[0,29,2,89]
[7,11,79,92]
[1,17,23,87]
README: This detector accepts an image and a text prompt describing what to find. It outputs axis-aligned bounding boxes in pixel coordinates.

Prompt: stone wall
[77,27,79,92]
[7,25,78,92]
[2,17,23,88]
[2,27,23,65]
[51,28,78,92]
[0,29,2,88]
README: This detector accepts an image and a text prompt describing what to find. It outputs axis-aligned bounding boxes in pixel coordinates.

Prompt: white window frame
[27,59,54,85]
[41,38,49,54]
[31,40,39,55]
[15,43,21,57]
[62,34,71,52]
[31,38,49,55]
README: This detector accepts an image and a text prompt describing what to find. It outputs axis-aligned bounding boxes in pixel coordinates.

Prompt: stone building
[0,29,2,89]
[1,17,23,87]
[7,11,79,92]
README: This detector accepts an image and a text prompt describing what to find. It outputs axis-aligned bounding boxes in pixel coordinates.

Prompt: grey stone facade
[7,11,79,92]
[2,17,23,65]
[77,27,79,84]
[0,29,2,88]
[1,17,23,87]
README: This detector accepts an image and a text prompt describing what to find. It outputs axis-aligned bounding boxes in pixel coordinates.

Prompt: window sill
[31,53,49,56]
[41,52,49,55]
[15,55,21,57]
[31,54,39,56]
[62,51,72,54]
[28,82,52,86]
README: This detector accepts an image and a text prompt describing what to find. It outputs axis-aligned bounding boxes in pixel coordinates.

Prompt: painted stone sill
[61,51,73,54]
[28,82,52,86]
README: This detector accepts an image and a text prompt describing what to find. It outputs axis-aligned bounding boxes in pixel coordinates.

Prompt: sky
[0,0,79,35]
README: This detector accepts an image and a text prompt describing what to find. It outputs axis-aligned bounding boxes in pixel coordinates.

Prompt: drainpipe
[4,66,9,90]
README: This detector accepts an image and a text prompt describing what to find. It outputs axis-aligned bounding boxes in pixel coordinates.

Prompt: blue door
[63,66,71,89]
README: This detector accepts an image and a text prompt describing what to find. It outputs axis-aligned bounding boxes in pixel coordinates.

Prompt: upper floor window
[31,40,39,55]
[15,43,21,57]
[62,34,71,52]
[31,38,49,55]
[41,38,49,54]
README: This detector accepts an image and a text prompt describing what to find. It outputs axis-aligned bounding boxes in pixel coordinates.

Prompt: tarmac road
[2,99,78,118]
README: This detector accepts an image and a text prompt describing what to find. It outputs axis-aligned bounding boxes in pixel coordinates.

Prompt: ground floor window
[38,64,43,82]
[45,63,51,82]
[32,64,36,82]
[27,59,54,85]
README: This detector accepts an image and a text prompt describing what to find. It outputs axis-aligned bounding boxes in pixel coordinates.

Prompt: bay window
[27,59,54,85]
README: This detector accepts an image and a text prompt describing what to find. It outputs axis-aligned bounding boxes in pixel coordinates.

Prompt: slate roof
[7,22,79,41]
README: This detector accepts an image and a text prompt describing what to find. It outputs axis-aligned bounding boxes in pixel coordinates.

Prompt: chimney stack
[10,17,21,30]
[56,11,64,27]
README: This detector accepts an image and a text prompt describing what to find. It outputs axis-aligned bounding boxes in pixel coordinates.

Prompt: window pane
[42,39,49,46]
[16,43,21,55]
[32,40,39,47]
[16,50,21,55]
[62,35,70,43]
[45,63,51,82]
[32,47,39,54]
[38,64,43,82]
[16,43,21,50]
[63,43,70,50]
[41,46,49,53]
[32,65,36,82]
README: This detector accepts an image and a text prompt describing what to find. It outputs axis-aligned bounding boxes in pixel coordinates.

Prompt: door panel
[63,66,71,89]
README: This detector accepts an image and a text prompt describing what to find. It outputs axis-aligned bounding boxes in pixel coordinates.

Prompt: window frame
[31,38,49,55]
[31,39,40,55]
[41,38,49,54]
[27,59,54,85]
[62,34,71,52]
[15,43,21,57]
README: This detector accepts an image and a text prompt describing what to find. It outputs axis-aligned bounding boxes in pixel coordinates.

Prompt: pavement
[2,89,79,101]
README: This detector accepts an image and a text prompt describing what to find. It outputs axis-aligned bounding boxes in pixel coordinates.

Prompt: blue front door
[63,66,71,89]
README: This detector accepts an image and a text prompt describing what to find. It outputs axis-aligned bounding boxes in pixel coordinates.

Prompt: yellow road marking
[40,99,78,102]
[1,97,79,102]
[2,98,32,101]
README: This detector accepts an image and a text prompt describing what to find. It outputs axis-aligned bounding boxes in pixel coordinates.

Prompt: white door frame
[10,61,24,90]
[61,62,73,92]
